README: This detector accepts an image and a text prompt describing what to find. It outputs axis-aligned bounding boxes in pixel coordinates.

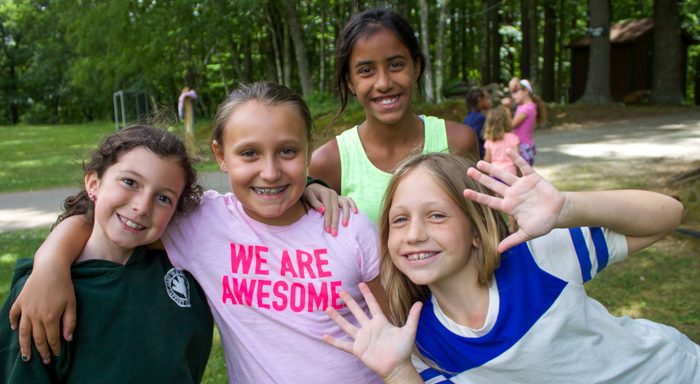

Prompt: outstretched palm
[323,283,422,379]
[464,149,566,252]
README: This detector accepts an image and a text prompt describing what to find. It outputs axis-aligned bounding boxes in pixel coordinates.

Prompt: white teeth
[407,253,433,261]
[119,215,144,230]
[377,97,398,105]
[253,186,286,195]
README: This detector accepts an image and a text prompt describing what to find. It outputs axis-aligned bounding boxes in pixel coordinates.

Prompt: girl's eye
[240,150,257,159]
[429,212,447,220]
[280,147,297,157]
[390,61,405,70]
[121,178,136,188]
[390,215,408,225]
[156,194,173,206]
[358,66,373,76]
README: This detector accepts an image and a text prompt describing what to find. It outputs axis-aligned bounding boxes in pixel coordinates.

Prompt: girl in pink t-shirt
[511,79,546,165]
[10,82,384,384]
[484,106,520,176]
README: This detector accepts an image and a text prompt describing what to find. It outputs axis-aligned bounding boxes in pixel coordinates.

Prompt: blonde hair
[378,153,508,327]
[483,106,512,141]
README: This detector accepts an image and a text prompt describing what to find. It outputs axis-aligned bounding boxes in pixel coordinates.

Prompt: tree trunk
[556,0,566,101]
[419,0,434,102]
[528,0,538,86]
[319,1,327,93]
[435,0,449,102]
[265,4,284,84]
[490,0,502,84]
[651,0,683,104]
[285,0,312,96]
[542,1,556,101]
[580,0,612,104]
[520,0,531,79]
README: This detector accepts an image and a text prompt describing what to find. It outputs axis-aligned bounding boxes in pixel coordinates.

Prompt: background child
[325,152,697,383]
[463,86,491,159]
[511,78,546,165]
[310,7,478,224]
[10,82,384,384]
[483,106,520,176]
[0,125,213,383]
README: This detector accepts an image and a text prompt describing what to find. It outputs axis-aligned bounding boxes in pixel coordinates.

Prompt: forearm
[35,215,91,269]
[558,190,682,251]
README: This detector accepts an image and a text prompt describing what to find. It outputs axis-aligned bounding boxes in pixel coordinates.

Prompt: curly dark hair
[54,125,202,229]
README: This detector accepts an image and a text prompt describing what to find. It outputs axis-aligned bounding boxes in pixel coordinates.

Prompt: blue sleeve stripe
[569,228,592,282]
[420,368,445,382]
[590,227,609,272]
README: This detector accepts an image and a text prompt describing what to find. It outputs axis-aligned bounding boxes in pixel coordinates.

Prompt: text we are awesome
[221,242,344,313]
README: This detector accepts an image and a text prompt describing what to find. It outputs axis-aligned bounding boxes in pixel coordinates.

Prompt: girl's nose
[406,219,428,243]
[132,193,152,216]
[260,157,281,181]
[375,68,392,92]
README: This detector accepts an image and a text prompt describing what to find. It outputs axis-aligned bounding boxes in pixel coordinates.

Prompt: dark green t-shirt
[0,247,214,383]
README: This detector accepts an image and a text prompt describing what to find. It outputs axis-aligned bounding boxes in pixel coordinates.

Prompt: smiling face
[387,166,481,289]
[347,26,420,127]
[86,147,185,260]
[212,100,310,226]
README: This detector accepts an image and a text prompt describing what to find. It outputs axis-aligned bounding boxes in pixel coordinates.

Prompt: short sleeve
[528,227,628,284]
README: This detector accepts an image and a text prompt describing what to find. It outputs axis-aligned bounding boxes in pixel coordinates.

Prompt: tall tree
[651,0,683,104]
[527,0,538,85]
[542,1,556,101]
[435,0,449,102]
[520,0,531,78]
[285,0,312,96]
[419,0,434,101]
[580,0,613,104]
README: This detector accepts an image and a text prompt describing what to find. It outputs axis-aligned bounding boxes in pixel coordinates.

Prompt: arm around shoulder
[309,139,342,194]
[446,120,479,161]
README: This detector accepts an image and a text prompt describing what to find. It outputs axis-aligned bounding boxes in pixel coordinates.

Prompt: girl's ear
[413,59,422,82]
[347,81,357,96]
[84,171,100,197]
[472,231,482,249]
[211,140,227,172]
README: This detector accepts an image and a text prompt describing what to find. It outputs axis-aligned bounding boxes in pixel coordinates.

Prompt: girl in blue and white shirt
[324,151,698,384]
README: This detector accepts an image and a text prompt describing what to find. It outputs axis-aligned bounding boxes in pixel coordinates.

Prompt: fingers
[357,282,384,318]
[340,289,369,324]
[466,167,508,197]
[325,305,358,339]
[45,320,61,358]
[18,315,31,362]
[322,333,354,354]
[463,188,503,212]
[506,148,534,176]
[31,319,51,364]
[338,197,357,227]
[9,301,21,331]
[475,161,519,187]
[404,301,423,335]
[328,199,339,236]
[62,301,77,342]
[498,230,531,253]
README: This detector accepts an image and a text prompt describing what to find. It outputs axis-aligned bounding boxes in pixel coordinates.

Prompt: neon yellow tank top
[336,115,449,224]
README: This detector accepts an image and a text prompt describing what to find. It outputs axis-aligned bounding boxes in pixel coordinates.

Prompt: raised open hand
[323,283,422,381]
[464,149,566,252]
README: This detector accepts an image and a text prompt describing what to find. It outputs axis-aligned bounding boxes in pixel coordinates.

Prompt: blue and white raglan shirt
[414,227,700,384]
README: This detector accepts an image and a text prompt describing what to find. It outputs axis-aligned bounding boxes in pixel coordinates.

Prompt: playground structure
[113,90,150,130]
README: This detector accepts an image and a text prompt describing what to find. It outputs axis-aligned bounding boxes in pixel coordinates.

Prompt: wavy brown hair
[53,125,202,230]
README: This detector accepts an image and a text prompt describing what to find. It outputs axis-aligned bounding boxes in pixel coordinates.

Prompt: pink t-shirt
[161,190,381,384]
[514,101,537,145]
[485,132,520,175]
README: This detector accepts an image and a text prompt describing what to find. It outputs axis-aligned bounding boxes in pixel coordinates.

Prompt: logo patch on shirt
[164,268,191,308]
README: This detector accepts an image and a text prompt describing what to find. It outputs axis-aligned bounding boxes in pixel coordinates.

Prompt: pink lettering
[221,275,236,304]
[231,277,256,306]
[279,250,298,278]
[254,245,270,275]
[289,282,306,312]
[256,279,271,309]
[272,281,288,311]
[307,281,328,311]
[314,249,331,277]
[230,243,254,274]
[296,250,315,278]
[330,281,343,309]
